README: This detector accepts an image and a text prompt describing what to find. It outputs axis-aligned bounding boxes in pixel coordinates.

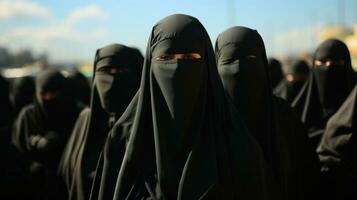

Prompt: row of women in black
[2,14,357,199]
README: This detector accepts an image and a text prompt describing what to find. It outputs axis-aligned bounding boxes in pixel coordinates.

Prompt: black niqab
[91,14,267,200]
[12,69,80,200]
[35,70,78,132]
[9,76,35,116]
[292,39,355,147]
[94,44,142,115]
[215,26,320,200]
[59,44,143,200]
[215,26,272,162]
[274,60,310,103]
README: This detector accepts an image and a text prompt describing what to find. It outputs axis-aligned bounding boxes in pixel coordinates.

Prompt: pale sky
[1,0,356,63]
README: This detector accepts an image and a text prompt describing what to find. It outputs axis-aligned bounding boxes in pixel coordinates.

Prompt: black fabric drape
[215,26,320,200]
[268,58,284,89]
[12,69,80,200]
[90,14,268,200]
[292,39,355,148]
[316,84,357,199]
[274,60,310,103]
[0,75,30,199]
[59,44,143,200]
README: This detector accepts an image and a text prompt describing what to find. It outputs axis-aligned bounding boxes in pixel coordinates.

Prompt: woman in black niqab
[12,69,80,200]
[292,39,355,149]
[59,44,143,200]
[274,60,310,103]
[90,14,267,200]
[215,26,320,200]
[9,76,35,116]
[268,58,284,89]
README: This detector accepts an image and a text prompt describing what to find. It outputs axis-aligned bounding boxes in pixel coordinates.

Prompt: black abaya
[90,14,268,200]
[292,39,356,149]
[215,26,320,200]
[12,69,80,200]
[59,44,143,200]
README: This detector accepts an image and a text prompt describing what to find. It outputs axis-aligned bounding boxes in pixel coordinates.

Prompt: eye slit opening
[96,66,129,74]
[247,55,257,59]
[314,60,324,67]
[314,59,345,67]
[110,67,129,74]
[286,74,307,82]
[40,91,60,100]
[155,55,175,61]
[155,53,202,61]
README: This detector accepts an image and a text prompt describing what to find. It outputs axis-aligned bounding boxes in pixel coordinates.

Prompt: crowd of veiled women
[1,14,357,200]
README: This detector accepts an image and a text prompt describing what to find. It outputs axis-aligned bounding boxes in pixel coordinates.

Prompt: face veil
[313,39,354,111]
[58,44,143,200]
[215,26,273,163]
[93,14,267,200]
[292,39,356,130]
[94,44,142,115]
[216,26,323,200]
[274,60,310,103]
[35,70,77,130]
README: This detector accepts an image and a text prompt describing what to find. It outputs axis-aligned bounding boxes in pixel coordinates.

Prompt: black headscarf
[215,26,273,162]
[91,14,267,200]
[274,60,310,103]
[268,58,284,89]
[215,26,320,200]
[292,39,355,146]
[9,76,35,116]
[59,44,143,200]
[35,70,79,132]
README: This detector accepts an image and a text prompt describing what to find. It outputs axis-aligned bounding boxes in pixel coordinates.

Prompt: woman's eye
[96,68,110,73]
[97,67,128,74]
[314,59,345,67]
[183,53,201,60]
[314,60,324,66]
[156,55,174,61]
[155,53,201,61]
[247,55,257,59]
[182,55,192,59]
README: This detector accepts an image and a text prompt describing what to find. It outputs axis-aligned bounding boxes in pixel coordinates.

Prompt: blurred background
[1,0,357,78]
